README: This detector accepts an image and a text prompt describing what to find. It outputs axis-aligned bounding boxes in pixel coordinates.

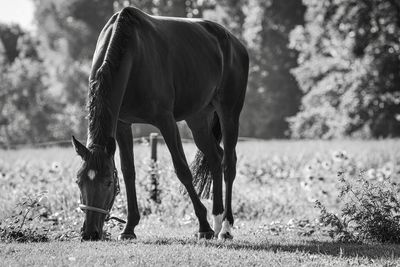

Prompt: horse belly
[171,54,222,119]
[172,82,218,120]
[119,80,218,123]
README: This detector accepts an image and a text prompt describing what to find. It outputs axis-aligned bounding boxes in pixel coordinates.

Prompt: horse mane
[87,64,112,145]
[87,8,138,145]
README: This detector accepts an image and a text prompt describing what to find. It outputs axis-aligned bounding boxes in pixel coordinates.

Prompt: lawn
[1,223,400,266]
[1,232,400,266]
[1,140,400,266]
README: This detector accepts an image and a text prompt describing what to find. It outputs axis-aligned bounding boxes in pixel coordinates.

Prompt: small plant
[316,172,400,243]
[0,191,49,242]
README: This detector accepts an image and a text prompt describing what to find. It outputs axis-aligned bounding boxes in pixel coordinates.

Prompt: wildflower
[321,161,331,170]
[303,164,313,179]
[304,164,313,173]
[381,162,394,178]
[366,169,376,179]
[51,162,61,173]
[332,150,349,162]
[307,196,317,203]
[256,168,264,176]
[287,218,295,226]
[301,181,311,191]
[376,171,384,182]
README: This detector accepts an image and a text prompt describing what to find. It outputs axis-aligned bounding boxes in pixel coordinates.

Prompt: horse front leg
[116,121,140,240]
[156,113,214,238]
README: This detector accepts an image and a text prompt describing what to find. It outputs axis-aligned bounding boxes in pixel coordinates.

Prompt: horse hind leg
[186,111,224,237]
[214,70,247,239]
[217,114,239,240]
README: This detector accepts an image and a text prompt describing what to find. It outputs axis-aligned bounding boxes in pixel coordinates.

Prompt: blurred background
[0,0,399,147]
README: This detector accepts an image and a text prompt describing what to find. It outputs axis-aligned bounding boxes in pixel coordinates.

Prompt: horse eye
[105,181,113,187]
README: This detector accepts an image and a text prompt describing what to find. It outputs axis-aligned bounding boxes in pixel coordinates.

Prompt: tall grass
[0,140,399,240]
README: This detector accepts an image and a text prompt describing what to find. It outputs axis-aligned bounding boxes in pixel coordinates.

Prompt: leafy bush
[289,0,400,138]
[0,192,49,242]
[316,172,400,243]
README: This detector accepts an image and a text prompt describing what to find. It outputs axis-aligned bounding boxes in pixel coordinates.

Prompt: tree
[0,24,25,63]
[289,0,400,138]
[206,0,305,138]
[32,0,116,139]
[0,24,59,145]
[118,0,215,18]
[26,0,306,141]
[32,0,216,140]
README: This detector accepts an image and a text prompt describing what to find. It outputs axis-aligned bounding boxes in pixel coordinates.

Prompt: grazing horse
[72,7,248,241]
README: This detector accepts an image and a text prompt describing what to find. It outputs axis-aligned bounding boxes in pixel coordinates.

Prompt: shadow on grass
[135,237,400,259]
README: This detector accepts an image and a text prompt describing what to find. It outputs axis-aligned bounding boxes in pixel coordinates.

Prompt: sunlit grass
[1,223,400,266]
[1,140,400,265]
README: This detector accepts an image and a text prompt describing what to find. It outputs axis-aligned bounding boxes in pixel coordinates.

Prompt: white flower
[303,164,313,176]
[307,196,317,203]
[332,150,349,162]
[366,168,376,179]
[321,161,331,170]
[376,171,385,182]
[300,181,311,191]
[381,162,394,178]
[287,218,295,226]
[51,162,61,172]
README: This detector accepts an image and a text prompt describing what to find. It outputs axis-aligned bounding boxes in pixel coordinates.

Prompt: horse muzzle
[81,229,102,241]
[80,211,106,241]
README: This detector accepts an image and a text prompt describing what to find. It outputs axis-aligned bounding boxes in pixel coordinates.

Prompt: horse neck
[86,40,133,147]
[86,65,129,147]
[86,107,117,147]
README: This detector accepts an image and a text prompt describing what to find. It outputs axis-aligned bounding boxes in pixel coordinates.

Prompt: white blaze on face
[218,220,233,239]
[212,214,223,236]
[88,169,96,180]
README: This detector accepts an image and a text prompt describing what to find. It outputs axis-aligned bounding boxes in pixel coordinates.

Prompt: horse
[71,7,249,241]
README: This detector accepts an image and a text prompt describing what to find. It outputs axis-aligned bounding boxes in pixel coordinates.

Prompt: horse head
[72,136,119,241]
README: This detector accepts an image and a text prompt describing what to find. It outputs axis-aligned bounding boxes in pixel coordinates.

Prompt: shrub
[316,172,400,243]
[0,192,49,242]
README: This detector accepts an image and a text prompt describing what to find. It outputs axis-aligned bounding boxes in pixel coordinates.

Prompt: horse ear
[72,136,89,159]
[105,137,116,157]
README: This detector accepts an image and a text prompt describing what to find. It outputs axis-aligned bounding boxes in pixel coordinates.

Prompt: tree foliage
[32,0,116,139]
[205,0,305,138]
[8,0,400,143]
[289,0,400,138]
[30,0,216,140]
[0,24,59,145]
[0,24,26,64]
[243,0,305,138]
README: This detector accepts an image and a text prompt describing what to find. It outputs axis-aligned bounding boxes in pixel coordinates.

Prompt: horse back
[90,7,248,122]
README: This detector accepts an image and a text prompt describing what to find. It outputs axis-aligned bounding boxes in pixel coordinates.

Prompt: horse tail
[191,112,222,199]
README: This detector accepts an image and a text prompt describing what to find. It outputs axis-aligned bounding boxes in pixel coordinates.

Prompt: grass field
[1,140,400,266]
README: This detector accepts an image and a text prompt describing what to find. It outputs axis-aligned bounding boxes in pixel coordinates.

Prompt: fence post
[149,133,160,203]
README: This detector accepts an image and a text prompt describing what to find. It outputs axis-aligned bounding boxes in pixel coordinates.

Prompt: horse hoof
[118,233,137,240]
[218,232,233,240]
[197,230,214,239]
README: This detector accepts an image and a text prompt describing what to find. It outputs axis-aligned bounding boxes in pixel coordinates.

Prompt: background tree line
[0,0,399,145]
